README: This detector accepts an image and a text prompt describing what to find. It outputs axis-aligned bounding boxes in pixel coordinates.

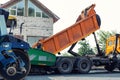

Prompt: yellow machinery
[106,34,120,56]
[7,15,17,28]
[6,15,17,34]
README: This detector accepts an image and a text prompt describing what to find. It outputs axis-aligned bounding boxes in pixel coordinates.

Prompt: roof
[0,0,59,23]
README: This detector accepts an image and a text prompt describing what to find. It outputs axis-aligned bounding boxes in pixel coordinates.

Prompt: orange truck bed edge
[41,4,100,54]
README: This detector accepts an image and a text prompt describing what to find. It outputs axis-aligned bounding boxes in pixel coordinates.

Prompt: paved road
[25,70,120,80]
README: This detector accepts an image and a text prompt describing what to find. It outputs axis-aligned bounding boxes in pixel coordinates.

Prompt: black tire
[77,57,92,74]
[57,58,73,74]
[104,65,115,72]
[0,49,31,80]
[96,14,101,27]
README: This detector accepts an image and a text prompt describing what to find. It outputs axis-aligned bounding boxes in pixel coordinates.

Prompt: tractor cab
[0,8,8,36]
[106,34,120,57]
[0,8,17,35]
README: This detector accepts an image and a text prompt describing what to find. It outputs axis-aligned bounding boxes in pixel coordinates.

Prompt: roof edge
[0,0,60,23]
[0,0,21,8]
[30,0,60,23]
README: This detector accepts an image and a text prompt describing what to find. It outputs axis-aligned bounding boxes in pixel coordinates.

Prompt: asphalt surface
[0,69,120,80]
[25,70,120,80]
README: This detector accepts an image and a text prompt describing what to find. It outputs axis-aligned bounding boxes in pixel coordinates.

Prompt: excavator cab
[106,34,120,57]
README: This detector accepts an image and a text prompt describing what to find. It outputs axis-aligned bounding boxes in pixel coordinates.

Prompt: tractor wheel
[77,57,92,74]
[0,49,31,80]
[104,65,115,72]
[57,58,73,74]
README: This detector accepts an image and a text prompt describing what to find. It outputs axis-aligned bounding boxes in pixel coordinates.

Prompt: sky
[1,0,120,33]
[40,0,120,33]
[1,0,120,52]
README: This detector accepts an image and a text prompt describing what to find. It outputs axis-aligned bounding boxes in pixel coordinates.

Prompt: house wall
[13,16,53,46]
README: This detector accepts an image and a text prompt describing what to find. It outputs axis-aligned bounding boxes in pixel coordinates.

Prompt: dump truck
[0,8,30,80]
[29,4,120,74]
[28,4,102,74]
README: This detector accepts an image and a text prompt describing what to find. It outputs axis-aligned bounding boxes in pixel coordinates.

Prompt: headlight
[2,43,10,48]
[117,54,120,59]
[108,54,113,59]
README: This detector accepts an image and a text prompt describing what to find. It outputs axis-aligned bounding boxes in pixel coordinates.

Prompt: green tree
[97,30,115,51]
[78,40,95,56]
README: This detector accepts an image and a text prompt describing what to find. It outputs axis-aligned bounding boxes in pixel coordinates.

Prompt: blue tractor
[0,8,30,80]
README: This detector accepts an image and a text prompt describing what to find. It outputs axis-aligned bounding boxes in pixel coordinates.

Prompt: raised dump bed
[41,4,100,54]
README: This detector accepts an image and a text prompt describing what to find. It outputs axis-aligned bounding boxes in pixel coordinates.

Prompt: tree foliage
[78,40,95,56]
[62,30,115,56]
[97,30,115,51]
